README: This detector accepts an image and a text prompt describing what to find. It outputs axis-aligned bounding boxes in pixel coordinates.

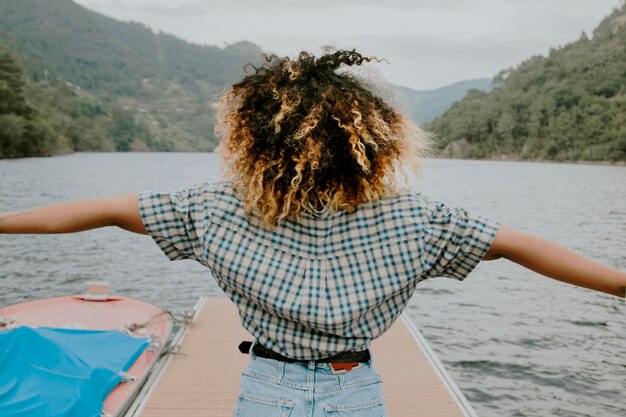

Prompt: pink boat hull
[0,295,173,417]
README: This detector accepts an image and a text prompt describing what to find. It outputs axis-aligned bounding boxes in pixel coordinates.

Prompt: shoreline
[2,151,626,166]
[432,156,626,167]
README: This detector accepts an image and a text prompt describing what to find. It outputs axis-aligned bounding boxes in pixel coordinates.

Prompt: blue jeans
[233,346,388,417]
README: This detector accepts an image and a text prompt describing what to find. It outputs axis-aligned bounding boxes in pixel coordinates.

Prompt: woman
[1,50,624,417]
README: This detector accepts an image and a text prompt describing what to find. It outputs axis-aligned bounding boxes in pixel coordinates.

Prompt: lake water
[1,153,625,417]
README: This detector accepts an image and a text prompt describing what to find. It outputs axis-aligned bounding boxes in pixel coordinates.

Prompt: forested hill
[430,5,626,162]
[0,0,262,156]
[0,0,260,94]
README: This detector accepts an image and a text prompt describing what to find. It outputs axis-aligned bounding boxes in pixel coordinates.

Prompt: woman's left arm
[484,224,626,298]
[0,194,147,235]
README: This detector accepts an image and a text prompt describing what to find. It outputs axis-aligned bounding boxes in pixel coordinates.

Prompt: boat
[0,283,176,417]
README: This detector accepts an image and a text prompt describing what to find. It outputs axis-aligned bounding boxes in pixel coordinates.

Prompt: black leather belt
[238,341,370,364]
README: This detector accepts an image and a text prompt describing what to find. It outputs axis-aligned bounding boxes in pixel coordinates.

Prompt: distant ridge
[392,79,492,124]
[429,4,626,162]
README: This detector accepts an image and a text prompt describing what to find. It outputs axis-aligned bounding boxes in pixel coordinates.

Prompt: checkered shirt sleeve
[421,197,500,281]
[138,184,213,263]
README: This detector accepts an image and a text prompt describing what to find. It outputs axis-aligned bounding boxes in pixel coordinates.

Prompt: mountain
[8,0,601,161]
[429,5,626,162]
[0,0,262,155]
[391,79,492,124]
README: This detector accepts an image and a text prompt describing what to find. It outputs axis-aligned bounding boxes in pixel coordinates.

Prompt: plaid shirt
[139,182,499,360]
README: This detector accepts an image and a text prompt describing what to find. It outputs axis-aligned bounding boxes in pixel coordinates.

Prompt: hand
[0,194,147,235]
[485,225,626,298]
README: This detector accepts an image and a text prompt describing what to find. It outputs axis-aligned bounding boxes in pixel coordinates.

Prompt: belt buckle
[330,362,362,375]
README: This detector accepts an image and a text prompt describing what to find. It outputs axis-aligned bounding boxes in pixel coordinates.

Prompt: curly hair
[215,49,431,227]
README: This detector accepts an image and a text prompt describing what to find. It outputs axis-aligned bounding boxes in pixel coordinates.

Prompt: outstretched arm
[484,225,625,298]
[0,194,147,235]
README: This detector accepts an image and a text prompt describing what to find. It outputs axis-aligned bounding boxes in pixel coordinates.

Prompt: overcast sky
[75,0,622,90]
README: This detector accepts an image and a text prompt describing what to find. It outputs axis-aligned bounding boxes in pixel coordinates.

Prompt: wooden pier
[130,296,477,417]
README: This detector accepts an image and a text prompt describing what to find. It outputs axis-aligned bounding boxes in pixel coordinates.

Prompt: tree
[0,48,69,158]
[0,49,29,116]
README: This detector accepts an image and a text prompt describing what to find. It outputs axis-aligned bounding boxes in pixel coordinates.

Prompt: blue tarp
[0,326,149,417]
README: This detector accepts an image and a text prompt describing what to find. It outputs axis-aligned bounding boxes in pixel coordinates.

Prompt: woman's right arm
[0,193,147,235]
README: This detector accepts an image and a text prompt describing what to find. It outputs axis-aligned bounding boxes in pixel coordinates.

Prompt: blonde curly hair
[215,49,431,227]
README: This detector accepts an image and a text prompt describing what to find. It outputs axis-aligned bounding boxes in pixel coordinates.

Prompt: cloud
[85,1,209,17]
[139,2,209,17]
